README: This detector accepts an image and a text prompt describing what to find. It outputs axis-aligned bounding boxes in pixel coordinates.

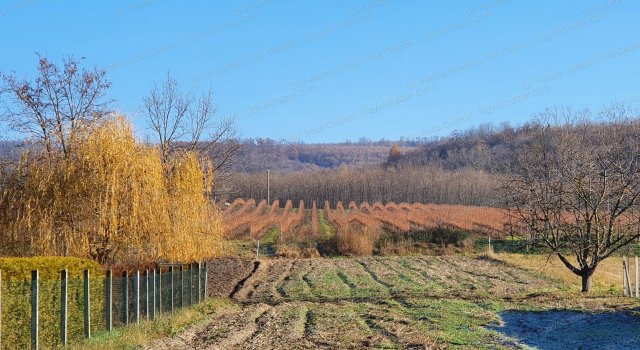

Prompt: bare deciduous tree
[504,106,640,292]
[0,55,112,158]
[141,73,240,195]
[143,74,190,163]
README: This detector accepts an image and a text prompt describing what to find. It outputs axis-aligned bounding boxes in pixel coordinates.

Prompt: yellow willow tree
[0,116,223,264]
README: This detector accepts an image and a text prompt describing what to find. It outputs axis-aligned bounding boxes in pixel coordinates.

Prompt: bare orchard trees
[504,107,640,292]
[231,165,500,207]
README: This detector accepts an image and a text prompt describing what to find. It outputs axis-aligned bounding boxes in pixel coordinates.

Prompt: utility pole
[267,169,270,205]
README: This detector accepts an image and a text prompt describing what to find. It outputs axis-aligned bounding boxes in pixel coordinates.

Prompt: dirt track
[148,256,563,349]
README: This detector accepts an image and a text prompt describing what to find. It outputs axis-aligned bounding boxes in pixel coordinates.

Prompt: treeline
[228,166,501,207]
[231,107,640,207]
[390,122,518,172]
[231,138,420,172]
[394,114,640,173]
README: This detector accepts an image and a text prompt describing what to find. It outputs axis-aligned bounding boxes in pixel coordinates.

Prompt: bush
[429,228,471,247]
[377,228,474,255]
[336,225,381,256]
[396,228,471,247]
[0,257,105,348]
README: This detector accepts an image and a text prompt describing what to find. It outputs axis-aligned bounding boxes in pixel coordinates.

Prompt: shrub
[401,228,472,247]
[336,225,381,256]
[0,257,105,348]
[429,228,471,247]
[0,117,223,264]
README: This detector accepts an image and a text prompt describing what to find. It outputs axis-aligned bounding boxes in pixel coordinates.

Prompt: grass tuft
[70,298,234,350]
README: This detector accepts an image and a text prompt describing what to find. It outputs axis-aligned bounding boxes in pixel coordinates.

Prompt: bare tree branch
[503,105,640,292]
[140,73,241,196]
[0,55,112,159]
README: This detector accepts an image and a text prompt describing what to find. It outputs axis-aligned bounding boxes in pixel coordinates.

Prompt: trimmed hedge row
[0,257,105,349]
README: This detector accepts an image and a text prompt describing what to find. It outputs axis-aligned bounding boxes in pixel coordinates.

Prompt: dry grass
[336,225,381,256]
[273,242,321,258]
[70,298,233,350]
[378,238,421,255]
[495,253,624,291]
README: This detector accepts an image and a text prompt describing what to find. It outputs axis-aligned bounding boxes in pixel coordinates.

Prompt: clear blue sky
[1,0,639,142]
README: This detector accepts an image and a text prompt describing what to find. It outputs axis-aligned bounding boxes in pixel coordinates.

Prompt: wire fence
[0,262,208,349]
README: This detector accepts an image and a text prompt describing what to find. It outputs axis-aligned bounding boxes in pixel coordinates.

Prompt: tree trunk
[581,271,593,293]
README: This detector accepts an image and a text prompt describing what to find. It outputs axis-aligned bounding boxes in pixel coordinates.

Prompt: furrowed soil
[148,256,640,349]
[206,258,257,297]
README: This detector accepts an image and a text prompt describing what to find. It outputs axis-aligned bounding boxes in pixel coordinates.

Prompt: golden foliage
[0,256,103,280]
[0,117,222,264]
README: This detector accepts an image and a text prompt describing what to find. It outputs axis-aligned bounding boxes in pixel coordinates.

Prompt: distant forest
[226,114,640,207]
[226,123,515,173]
[225,124,511,207]
[230,138,421,172]
[4,114,638,207]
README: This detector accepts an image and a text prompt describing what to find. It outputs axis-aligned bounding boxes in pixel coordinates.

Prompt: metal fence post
[196,262,201,304]
[157,268,162,314]
[84,270,91,338]
[106,270,112,332]
[623,257,627,296]
[635,255,640,298]
[623,257,631,296]
[203,262,208,300]
[123,271,129,325]
[169,266,174,314]
[180,266,184,308]
[151,269,156,320]
[60,269,68,345]
[144,270,149,320]
[133,271,140,324]
[31,270,38,350]
[189,264,194,305]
